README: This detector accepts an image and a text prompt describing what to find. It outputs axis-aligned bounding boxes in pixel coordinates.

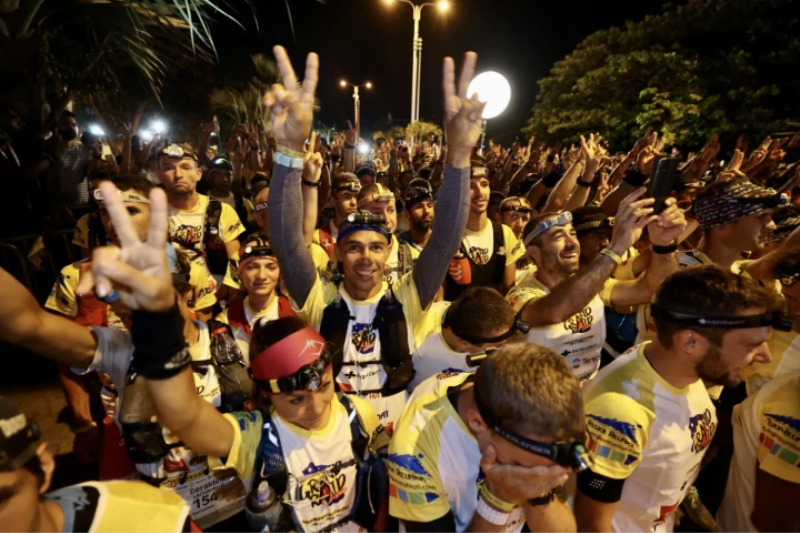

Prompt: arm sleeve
[584,392,650,480]
[412,164,470,309]
[268,163,319,309]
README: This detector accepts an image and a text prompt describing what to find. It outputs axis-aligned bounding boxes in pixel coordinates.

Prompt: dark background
[212,0,673,143]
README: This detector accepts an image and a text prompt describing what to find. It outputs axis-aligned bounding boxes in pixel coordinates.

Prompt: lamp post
[467,71,511,154]
[383,0,450,123]
[340,80,373,127]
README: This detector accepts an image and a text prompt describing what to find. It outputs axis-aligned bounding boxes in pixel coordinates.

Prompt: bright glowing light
[357,143,370,155]
[365,82,373,89]
[467,71,511,120]
[151,119,167,134]
[139,130,154,143]
[88,124,104,136]
[438,0,450,11]
[340,80,348,87]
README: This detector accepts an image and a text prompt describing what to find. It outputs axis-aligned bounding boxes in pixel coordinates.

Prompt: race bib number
[161,466,246,526]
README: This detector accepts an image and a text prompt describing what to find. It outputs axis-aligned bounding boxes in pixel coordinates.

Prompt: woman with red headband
[214,235,296,362]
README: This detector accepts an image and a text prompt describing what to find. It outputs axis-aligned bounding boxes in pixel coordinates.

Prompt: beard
[412,218,432,232]
[695,342,741,388]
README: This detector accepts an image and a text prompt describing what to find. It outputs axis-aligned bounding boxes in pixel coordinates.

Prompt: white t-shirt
[216,295,280,364]
[581,343,718,532]
[717,368,800,532]
[388,373,525,532]
[507,272,615,383]
[79,323,245,528]
[461,221,495,265]
[408,302,474,391]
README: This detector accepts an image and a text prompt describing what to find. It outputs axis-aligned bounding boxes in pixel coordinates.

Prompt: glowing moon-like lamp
[467,71,511,120]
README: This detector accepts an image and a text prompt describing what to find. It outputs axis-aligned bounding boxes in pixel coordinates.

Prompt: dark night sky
[214,0,673,143]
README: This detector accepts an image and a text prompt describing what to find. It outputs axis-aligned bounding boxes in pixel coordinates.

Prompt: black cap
[571,206,614,235]
[208,157,233,172]
[0,397,41,472]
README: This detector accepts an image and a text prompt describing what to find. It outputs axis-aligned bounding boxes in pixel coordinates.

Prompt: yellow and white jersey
[740,328,800,396]
[507,273,616,383]
[408,301,469,391]
[388,373,525,532]
[582,343,717,532]
[718,368,800,532]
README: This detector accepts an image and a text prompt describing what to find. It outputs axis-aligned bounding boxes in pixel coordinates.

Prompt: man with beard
[507,189,686,383]
[398,178,434,251]
[443,163,524,301]
[158,144,244,292]
[574,266,783,532]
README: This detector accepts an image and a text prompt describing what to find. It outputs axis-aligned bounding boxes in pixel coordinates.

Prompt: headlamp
[472,380,594,474]
[738,191,789,209]
[338,211,393,242]
[524,212,573,245]
[650,304,792,332]
[447,312,531,346]
[251,351,332,394]
[500,205,533,214]
[159,144,198,161]
[333,182,362,194]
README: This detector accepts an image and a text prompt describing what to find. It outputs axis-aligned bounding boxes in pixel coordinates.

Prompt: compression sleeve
[267,163,318,309]
[413,164,470,308]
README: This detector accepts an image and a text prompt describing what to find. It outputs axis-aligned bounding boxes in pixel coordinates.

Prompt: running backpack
[204,200,230,275]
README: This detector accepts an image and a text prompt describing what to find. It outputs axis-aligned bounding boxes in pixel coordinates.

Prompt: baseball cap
[571,206,614,235]
[355,160,377,178]
[0,397,41,472]
[693,179,788,230]
[208,157,233,172]
[158,144,198,162]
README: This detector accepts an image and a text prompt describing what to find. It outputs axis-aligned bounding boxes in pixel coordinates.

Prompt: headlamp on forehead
[339,211,393,242]
[524,211,573,245]
[471,167,488,178]
[251,351,332,394]
[93,189,151,204]
[359,193,395,206]
[650,304,792,332]
[472,380,594,475]
[159,144,198,161]
[334,182,362,194]
[249,327,332,394]
[500,204,533,214]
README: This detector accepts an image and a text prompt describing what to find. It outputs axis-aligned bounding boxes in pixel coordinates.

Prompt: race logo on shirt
[654,500,680,529]
[564,307,593,334]
[351,323,376,354]
[227,221,242,234]
[467,246,490,265]
[172,224,203,247]
[586,414,641,465]
[296,462,348,507]
[688,409,716,454]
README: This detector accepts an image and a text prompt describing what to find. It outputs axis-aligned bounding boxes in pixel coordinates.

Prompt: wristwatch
[274,150,305,169]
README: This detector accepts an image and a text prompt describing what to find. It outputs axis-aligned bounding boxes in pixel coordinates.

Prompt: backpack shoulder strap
[338,393,370,461]
[319,289,351,377]
[372,288,414,393]
[277,294,297,318]
[205,199,223,244]
[251,410,289,494]
[491,220,506,254]
[226,300,250,335]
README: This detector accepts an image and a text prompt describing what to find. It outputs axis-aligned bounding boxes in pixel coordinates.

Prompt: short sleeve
[189,261,218,311]
[387,427,450,522]
[219,204,245,243]
[45,266,79,317]
[756,380,800,484]
[222,255,241,290]
[349,395,390,454]
[293,275,337,329]
[243,198,255,223]
[72,215,90,248]
[506,285,545,314]
[394,274,427,337]
[600,278,618,306]
[584,392,650,480]
[208,411,264,481]
[503,225,525,266]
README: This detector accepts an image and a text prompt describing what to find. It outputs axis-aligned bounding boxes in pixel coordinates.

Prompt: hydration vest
[319,286,415,395]
[247,393,388,532]
[225,295,296,336]
[204,199,230,275]
[444,220,506,301]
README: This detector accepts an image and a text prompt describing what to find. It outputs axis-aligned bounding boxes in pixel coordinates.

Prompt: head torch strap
[524,212,573,246]
[453,318,531,346]
[500,205,533,214]
[94,189,151,204]
[650,304,792,332]
[574,218,614,234]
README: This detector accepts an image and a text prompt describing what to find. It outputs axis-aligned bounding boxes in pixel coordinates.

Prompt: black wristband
[130,304,190,380]
[651,242,678,254]
[345,143,356,150]
[577,179,593,187]
[623,169,649,188]
[301,178,322,188]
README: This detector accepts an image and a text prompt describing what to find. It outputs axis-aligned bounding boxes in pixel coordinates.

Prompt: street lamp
[340,80,373,128]
[383,0,451,123]
[467,71,511,153]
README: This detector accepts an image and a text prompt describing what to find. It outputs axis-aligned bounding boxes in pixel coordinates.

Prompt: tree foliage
[404,121,442,141]
[524,0,800,151]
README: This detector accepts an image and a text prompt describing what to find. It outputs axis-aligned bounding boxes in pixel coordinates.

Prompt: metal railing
[0,229,78,303]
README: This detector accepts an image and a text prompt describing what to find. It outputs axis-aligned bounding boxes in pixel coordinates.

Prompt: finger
[273,45,298,91]
[89,246,121,298]
[443,57,456,103]
[301,52,319,100]
[308,131,317,153]
[97,182,140,248]
[480,444,498,471]
[93,258,164,304]
[458,52,478,100]
[635,214,658,229]
[146,187,169,250]
[347,120,354,132]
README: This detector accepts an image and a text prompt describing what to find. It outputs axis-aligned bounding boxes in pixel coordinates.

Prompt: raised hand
[743,136,772,171]
[248,124,260,149]
[263,45,318,152]
[609,188,657,254]
[443,52,487,168]
[303,132,324,184]
[345,120,358,146]
[718,149,747,183]
[647,198,687,246]
[75,182,173,312]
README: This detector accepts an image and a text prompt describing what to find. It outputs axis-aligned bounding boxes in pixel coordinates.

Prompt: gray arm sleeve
[267,163,318,308]
[412,164,470,309]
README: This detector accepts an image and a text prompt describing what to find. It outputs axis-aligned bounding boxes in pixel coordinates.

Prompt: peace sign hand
[443,52,487,169]
[75,182,174,312]
[264,46,319,153]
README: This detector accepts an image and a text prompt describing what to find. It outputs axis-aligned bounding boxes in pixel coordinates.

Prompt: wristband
[74,421,98,434]
[130,304,191,380]
[276,145,306,159]
[527,490,556,507]
[478,481,515,513]
[600,248,623,265]
[274,151,305,169]
[476,496,511,525]
[577,179,593,187]
[345,143,356,150]
[651,242,678,254]
[302,178,322,188]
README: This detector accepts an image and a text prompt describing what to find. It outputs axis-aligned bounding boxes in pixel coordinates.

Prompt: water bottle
[245,481,287,532]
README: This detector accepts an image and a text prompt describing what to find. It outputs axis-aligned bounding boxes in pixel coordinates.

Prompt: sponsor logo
[564,307,593,334]
[387,453,429,476]
[351,323,377,354]
[654,500,680,528]
[467,246,490,265]
[172,224,203,246]
[587,414,639,444]
[688,409,716,454]
[296,462,348,507]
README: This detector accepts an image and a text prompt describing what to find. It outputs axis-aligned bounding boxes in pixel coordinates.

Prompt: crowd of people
[0,43,799,533]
